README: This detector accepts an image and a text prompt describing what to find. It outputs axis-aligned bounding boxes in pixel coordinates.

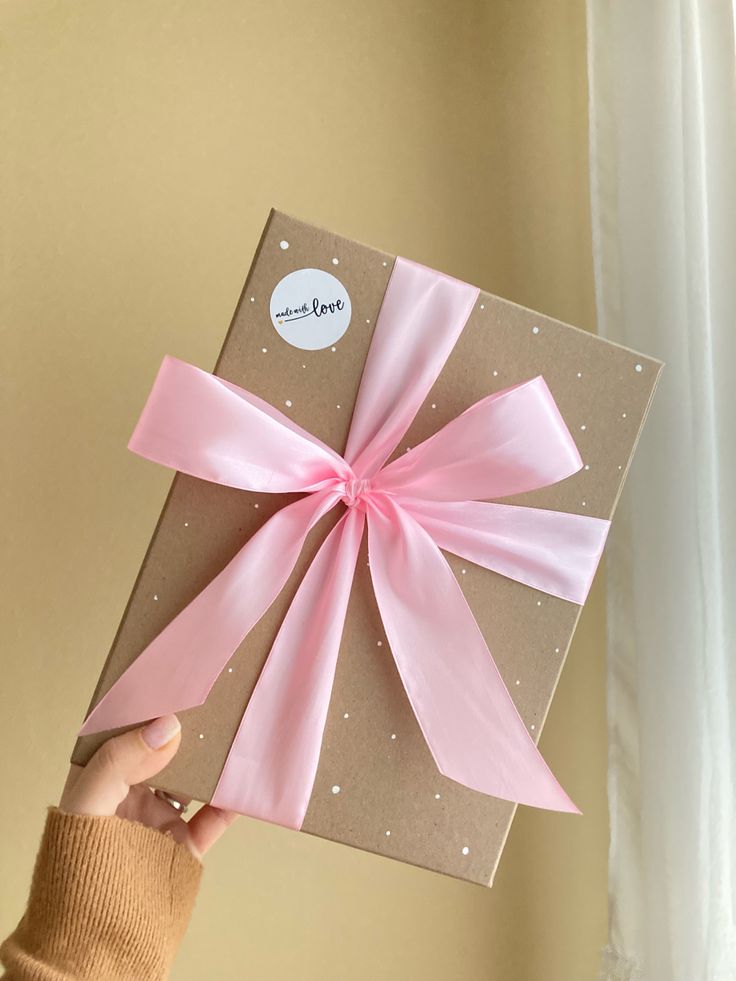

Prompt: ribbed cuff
[0,806,203,981]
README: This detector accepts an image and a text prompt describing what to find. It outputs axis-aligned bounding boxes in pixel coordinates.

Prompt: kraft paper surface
[72,209,663,885]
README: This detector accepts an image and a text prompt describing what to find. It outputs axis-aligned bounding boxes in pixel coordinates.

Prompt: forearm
[1,807,202,981]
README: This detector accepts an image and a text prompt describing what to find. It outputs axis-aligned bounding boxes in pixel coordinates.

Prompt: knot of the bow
[342,477,372,509]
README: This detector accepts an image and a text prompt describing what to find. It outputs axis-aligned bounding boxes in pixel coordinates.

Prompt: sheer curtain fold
[586,2,736,979]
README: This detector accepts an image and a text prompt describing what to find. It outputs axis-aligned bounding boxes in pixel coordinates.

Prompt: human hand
[59,714,237,859]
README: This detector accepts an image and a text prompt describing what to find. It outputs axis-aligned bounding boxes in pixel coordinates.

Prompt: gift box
[72,209,663,886]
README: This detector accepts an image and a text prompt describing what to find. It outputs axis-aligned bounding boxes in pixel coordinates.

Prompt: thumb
[61,715,182,817]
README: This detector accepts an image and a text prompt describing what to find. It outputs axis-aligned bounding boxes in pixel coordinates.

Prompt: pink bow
[79,257,610,828]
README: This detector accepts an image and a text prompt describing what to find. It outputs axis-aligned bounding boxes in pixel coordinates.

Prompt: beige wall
[1,2,607,978]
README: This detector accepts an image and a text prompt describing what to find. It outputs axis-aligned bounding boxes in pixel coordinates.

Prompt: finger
[185,804,239,858]
[60,763,84,799]
[60,715,182,817]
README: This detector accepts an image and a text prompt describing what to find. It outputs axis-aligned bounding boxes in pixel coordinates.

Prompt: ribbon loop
[129,355,350,493]
[375,377,583,502]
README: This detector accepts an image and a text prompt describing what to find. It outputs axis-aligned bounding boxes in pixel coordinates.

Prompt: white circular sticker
[269,268,352,351]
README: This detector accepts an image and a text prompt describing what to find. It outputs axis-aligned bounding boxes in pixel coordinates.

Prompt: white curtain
[586,2,736,980]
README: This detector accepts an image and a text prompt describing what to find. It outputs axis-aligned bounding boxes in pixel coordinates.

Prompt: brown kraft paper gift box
[72,208,663,886]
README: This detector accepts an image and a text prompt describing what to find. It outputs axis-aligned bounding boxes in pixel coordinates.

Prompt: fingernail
[141,714,181,749]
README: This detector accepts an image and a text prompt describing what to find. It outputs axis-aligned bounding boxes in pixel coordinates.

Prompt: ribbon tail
[367,497,580,814]
[78,490,340,735]
[210,507,365,829]
[403,498,611,604]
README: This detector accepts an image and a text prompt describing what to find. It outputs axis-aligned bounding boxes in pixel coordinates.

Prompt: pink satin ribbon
[79,256,610,827]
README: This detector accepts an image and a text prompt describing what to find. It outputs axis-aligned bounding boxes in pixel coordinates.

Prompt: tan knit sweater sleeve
[0,806,203,981]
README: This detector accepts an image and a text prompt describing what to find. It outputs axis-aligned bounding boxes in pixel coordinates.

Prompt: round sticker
[269,268,352,351]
